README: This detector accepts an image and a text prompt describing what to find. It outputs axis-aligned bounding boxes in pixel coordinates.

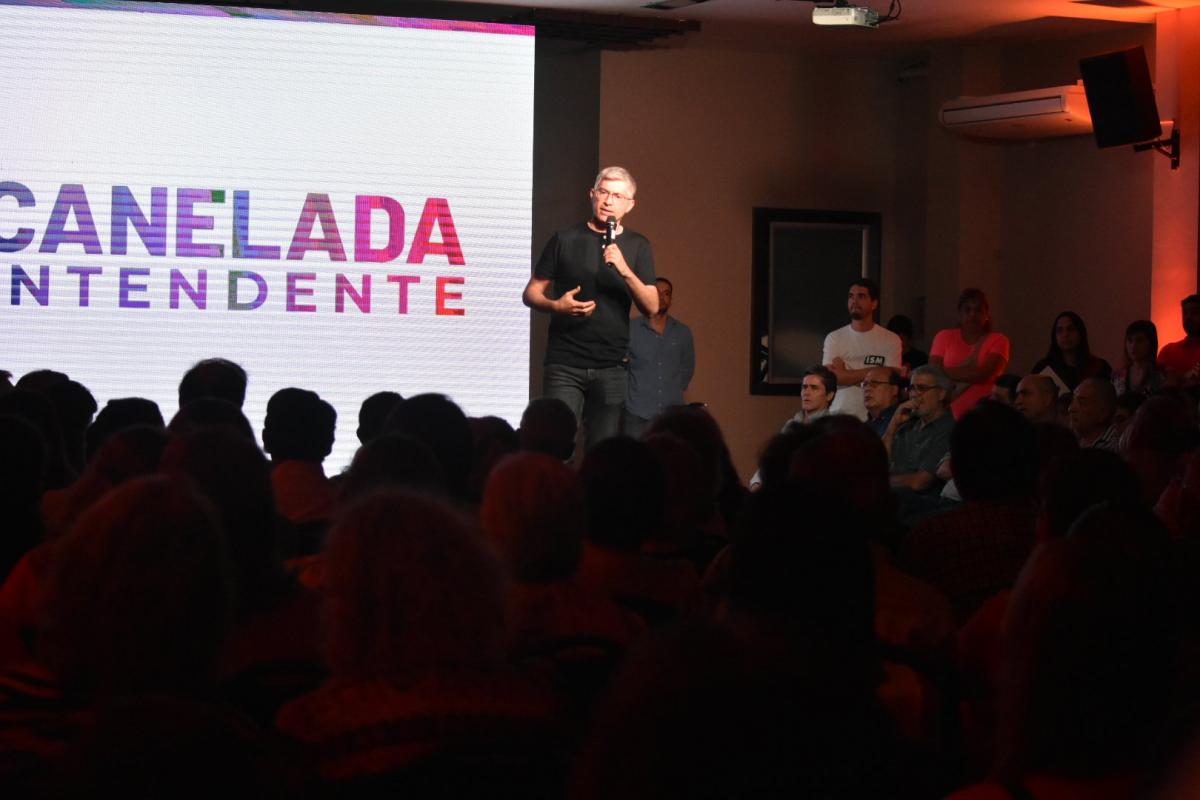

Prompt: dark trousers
[543,363,626,452]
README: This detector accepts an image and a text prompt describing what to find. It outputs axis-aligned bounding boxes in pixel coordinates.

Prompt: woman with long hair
[1031,311,1112,393]
[1111,319,1162,397]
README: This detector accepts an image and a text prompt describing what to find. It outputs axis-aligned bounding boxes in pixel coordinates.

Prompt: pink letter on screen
[170,269,208,309]
[286,272,317,312]
[354,196,404,263]
[407,198,465,265]
[287,194,347,261]
[387,274,420,314]
[436,276,465,316]
[335,273,371,313]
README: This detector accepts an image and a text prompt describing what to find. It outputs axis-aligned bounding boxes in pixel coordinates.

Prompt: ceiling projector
[812,5,880,28]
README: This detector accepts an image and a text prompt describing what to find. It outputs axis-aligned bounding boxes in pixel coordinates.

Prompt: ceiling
[419,0,1200,51]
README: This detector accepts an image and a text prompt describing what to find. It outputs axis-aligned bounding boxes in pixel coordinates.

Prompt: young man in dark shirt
[523,166,658,451]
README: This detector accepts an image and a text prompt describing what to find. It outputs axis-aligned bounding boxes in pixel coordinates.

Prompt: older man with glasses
[882,364,955,493]
[861,366,904,437]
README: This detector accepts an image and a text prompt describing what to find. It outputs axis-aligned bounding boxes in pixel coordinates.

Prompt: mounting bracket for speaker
[1133,127,1180,170]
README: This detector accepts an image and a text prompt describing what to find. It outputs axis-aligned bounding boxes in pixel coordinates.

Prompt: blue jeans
[543,363,627,452]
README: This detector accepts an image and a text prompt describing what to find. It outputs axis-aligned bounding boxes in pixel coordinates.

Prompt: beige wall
[921,26,1157,376]
[598,46,902,479]
[597,20,1192,480]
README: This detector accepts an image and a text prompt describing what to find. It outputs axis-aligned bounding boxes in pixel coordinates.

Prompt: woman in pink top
[930,289,1011,419]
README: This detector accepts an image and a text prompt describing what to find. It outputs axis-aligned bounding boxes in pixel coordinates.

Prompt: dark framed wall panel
[750,208,882,396]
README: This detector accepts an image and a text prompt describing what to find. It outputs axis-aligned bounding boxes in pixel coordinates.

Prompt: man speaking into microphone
[523,166,658,451]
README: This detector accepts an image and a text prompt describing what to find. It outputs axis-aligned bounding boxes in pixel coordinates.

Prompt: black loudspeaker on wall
[1079,45,1162,149]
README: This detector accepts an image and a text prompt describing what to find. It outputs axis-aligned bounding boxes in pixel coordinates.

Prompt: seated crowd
[4,292,1200,798]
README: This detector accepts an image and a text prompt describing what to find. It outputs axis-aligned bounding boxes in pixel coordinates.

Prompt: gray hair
[593,166,637,196]
[912,364,953,394]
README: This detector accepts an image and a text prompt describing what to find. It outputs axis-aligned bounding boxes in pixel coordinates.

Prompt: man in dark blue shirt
[862,365,903,438]
[622,277,694,438]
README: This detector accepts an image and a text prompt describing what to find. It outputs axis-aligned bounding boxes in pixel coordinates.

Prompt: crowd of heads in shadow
[2,356,1200,799]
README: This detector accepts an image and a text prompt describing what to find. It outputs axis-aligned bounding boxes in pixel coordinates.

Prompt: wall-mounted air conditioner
[939,84,1093,139]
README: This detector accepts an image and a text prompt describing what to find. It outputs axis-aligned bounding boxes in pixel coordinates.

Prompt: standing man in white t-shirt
[822,278,902,421]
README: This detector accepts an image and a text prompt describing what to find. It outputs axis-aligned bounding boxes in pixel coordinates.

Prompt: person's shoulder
[982,331,1011,350]
[825,323,852,339]
[554,221,594,240]
[617,226,650,244]
[931,412,956,433]
[931,327,955,341]
[868,324,901,342]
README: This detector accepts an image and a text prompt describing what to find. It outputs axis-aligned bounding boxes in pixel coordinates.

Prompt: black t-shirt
[534,221,655,368]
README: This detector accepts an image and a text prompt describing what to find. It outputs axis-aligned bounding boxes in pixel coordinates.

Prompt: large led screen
[0,1,535,470]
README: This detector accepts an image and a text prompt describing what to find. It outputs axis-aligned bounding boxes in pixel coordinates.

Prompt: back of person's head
[481,452,584,583]
[384,393,474,501]
[1123,392,1200,457]
[0,414,47,501]
[519,397,577,462]
[322,489,506,677]
[0,388,72,486]
[160,428,280,616]
[1032,421,1079,483]
[580,436,665,551]
[788,415,895,534]
[338,433,446,506]
[16,368,68,393]
[86,397,164,462]
[756,429,817,493]
[727,482,876,679]
[45,379,97,471]
[643,433,708,549]
[1038,449,1142,540]
[262,387,336,463]
[44,379,97,428]
[997,503,1178,781]
[469,415,519,501]
[38,476,231,696]
[572,620,900,800]
[178,358,248,408]
[169,397,255,442]
[44,425,170,542]
[1121,392,1200,504]
[645,404,736,501]
[0,415,48,580]
[951,401,1038,502]
[356,390,403,445]
[88,424,169,485]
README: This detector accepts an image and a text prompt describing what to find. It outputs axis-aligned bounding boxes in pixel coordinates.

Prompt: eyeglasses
[908,383,938,395]
[593,188,632,203]
[860,379,894,389]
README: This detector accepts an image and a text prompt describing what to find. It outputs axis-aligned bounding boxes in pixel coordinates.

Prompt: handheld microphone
[604,216,616,268]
